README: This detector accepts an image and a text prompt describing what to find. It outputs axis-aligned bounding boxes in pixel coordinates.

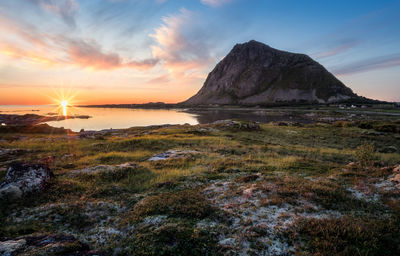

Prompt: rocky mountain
[183,40,360,105]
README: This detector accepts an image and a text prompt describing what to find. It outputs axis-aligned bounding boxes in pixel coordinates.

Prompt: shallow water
[0,105,309,131]
[0,105,198,131]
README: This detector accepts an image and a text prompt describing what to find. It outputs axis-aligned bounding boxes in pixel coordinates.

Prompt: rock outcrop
[211,120,260,131]
[148,150,199,161]
[183,40,359,105]
[70,162,138,175]
[0,234,103,256]
[0,162,53,200]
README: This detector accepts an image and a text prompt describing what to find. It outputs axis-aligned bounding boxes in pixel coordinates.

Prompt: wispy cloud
[146,74,170,85]
[201,0,232,7]
[0,14,158,70]
[312,39,360,59]
[67,39,159,70]
[32,0,79,28]
[333,53,400,76]
[149,8,215,77]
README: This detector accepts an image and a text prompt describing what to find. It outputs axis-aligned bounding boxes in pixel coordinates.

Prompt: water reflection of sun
[61,100,68,116]
[47,88,79,117]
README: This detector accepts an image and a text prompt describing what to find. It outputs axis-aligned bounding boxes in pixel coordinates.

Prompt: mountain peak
[183,40,360,106]
[232,40,273,53]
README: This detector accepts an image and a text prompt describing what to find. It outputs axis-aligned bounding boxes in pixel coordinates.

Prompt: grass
[125,221,219,256]
[0,118,399,254]
[127,190,216,222]
[287,216,400,255]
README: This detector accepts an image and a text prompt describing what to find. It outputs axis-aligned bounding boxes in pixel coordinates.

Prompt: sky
[0,0,399,105]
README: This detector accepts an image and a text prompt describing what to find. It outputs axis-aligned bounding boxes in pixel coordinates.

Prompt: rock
[143,215,168,226]
[390,174,400,183]
[70,162,137,175]
[78,131,96,139]
[0,162,53,200]
[0,185,22,200]
[148,150,199,161]
[394,165,400,174]
[211,120,260,131]
[379,146,398,153]
[183,40,361,106]
[38,155,55,166]
[61,153,75,160]
[0,239,26,256]
[219,238,236,247]
[156,180,176,189]
[0,149,25,162]
[0,234,104,256]
[243,186,256,198]
[344,162,357,170]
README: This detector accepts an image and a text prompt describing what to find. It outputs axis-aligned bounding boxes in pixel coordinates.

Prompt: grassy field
[0,118,399,255]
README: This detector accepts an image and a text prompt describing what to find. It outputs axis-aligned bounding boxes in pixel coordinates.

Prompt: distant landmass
[183,40,366,106]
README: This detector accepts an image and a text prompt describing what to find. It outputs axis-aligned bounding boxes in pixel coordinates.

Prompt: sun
[61,100,68,107]
[46,88,81,117]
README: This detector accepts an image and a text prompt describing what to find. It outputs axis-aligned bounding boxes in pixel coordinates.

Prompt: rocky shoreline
[0,114,90,126]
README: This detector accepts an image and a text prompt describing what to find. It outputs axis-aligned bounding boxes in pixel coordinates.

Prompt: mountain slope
[183,40,360,105]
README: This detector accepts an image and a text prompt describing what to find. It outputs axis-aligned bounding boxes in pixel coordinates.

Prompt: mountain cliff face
[183,40,359,105]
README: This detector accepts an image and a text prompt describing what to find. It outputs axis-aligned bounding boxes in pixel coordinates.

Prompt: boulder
[379,146,397,153]
[0,239,26,256]
[0,234,103,256]
[211,120,260,131]
[0,148,25,162]
[148,150,199,161]
[390,174,400,184]
[0,162,53,200]
[70,162,137,175]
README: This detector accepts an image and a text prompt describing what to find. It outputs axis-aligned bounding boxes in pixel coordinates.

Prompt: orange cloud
[67,39,159,70]
[0,43,56,66]
[0,15,158,71]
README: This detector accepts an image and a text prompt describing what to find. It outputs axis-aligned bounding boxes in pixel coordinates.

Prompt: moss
[128,190,216,222]
[374,123,399,133]
[235,174,260,183]
[287,216,400,255]
[285,158,337,176]
[0,221,43,237]
[0,169,6,182]
[333,121,354,127]
[126,222,219,256]
[259,176,376,212]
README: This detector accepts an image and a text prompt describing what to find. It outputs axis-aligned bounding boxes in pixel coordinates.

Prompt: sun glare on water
[49,89,78,117]
[61,100,68,116]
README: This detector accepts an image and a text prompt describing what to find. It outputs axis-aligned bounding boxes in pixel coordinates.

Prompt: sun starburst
[45,88,80,117]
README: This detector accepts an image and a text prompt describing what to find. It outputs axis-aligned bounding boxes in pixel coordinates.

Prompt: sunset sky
[0,0,399,105]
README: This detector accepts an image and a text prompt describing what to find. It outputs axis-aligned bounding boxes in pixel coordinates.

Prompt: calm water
[0,105,199,131]
[0,105,308,132]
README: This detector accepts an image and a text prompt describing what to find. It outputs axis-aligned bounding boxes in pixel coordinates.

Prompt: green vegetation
[126,222,219,256]
[287,216,400,255]
[128,190,216,222]
[355,142,376,168]
[0,117,399,255]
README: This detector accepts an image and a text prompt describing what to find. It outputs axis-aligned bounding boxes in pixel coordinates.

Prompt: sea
[0,105,309,132]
